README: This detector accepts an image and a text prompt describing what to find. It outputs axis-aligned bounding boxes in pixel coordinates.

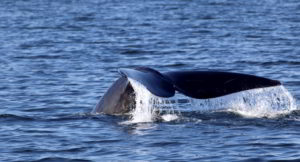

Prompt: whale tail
[119,67,281,99]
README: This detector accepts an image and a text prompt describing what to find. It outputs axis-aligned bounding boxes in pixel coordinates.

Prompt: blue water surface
[1,0,300,161]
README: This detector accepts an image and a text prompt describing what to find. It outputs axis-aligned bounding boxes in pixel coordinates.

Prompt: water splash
[127,78,179,123]
[189,86,297,118]
[126,77,297,123]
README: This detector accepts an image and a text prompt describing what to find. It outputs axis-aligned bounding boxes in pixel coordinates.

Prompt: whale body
[92,67,281,115]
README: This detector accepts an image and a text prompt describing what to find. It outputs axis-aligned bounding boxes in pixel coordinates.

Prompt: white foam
[161,114,179,122]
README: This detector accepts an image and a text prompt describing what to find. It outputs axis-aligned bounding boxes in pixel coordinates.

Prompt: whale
[92,67,281,115]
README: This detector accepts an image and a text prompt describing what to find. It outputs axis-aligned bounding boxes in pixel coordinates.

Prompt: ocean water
[1,0,300,161]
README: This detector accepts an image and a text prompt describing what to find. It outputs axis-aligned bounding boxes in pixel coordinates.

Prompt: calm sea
[1,0,300,161]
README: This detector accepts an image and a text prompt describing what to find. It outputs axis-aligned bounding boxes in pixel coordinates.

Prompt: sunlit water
[1,0,300,161]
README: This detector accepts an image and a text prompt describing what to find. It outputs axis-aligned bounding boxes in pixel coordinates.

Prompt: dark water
[1,0,300,161]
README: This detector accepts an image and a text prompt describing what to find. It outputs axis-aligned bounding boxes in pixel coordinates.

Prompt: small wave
[275,109,300,121]
[244,158,300,162]
[14,147,87,154]
[179,110,300,128]
[0,113,99,123]
[85,139,122,144]
[120,49,143,55]
[163,62,187,68]
[43,112,95,122]
[30,157,91,162]
[18,39,55,49]
[148,141,183,147]
[207,2,235,6]
[0,114,36,121]
[235,60,300,66]
[73,15,94,22]
[14,55,67,60]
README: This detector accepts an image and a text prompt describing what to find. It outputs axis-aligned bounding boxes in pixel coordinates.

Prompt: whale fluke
[120,67,281,99]
[93,67,281,114]
[163,71,281,99]
[119,67,175,97]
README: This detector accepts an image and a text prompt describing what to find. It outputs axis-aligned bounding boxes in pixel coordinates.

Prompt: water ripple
[1,0,300,161]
